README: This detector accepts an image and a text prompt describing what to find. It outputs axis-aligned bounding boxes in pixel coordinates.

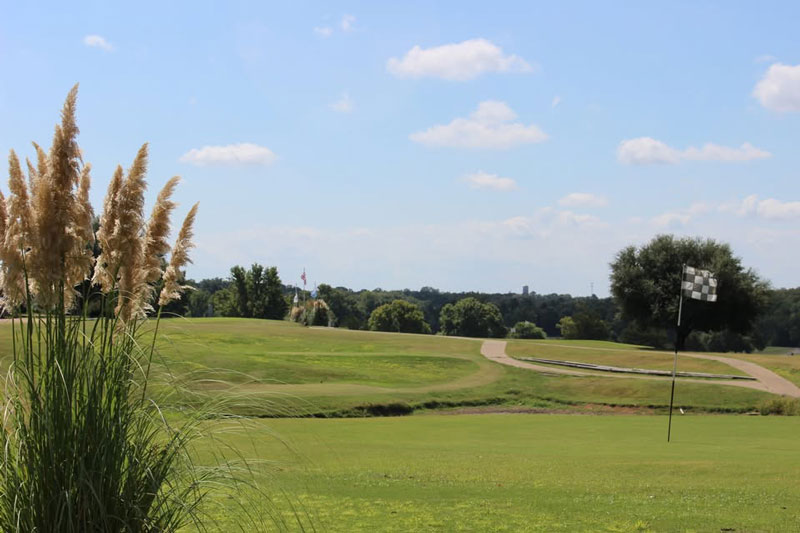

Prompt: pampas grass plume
[159,202,198,307]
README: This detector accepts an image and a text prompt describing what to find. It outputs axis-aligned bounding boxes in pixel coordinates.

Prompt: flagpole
[667,264,685,443]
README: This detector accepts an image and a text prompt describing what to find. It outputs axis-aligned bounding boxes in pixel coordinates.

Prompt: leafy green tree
[230,266,249,317]
[211,286,238,316]
[187,289,211,317]
[509,321,546,339]
[610,235,768,350]
[439,297,507,338]
[556,307,610,340]
[263,266,288,319]
[247,263,267,318]
[368,300,431,334]
[556,316,577,339]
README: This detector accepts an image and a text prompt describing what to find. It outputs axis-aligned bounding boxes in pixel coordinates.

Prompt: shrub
[758,397,800,416]
[0,86,204,531]
[510,321,547,339]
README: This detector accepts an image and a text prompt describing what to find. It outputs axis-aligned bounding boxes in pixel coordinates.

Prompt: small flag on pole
[301,269,307,287]
[293,290,299,305]
[681,265,718,302]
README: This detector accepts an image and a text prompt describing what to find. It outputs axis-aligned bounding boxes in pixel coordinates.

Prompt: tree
[263,266,288,319]
[368,300,431,334]
[226,264,288,319]
[439,297,507,338]
[510,321,546,339]
[230,266,249,317]
[610,235,768,350]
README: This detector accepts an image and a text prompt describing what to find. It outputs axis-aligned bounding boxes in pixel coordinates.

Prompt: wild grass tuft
[0,85,217,532]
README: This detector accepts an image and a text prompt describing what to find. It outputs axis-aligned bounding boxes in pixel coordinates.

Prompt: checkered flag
[681,265,718,302]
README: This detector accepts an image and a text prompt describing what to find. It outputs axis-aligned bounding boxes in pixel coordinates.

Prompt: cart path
[480,340,800,398]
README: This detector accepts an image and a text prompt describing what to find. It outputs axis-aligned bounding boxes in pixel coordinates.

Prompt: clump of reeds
[0,85,203,531]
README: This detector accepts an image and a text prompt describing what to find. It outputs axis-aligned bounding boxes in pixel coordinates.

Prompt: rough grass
[195,414,800,532]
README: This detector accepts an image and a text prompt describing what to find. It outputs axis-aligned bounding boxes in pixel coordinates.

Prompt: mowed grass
[0,318,778,416]
[196,414,800,532]
[506,339,747,376]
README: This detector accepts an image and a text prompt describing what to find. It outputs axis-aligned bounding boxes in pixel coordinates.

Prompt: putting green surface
[199,414,800,532]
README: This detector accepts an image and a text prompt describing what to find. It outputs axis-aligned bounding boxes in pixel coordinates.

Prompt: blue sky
[1,1,799,296]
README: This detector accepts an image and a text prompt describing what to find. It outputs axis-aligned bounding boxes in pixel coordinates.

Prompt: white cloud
[551,96,561,108]
[83,34,113,52]
[330,92,354,113]
[340,14,356,32]
[558,193,607,208]
[179,143,276,166]
[410,100,548,149]
[617,137,770,165]
[753,63,800,112]
[463,171,517,191]
[617,137,680,165]
[682,142,771,162]
[757,198,800,219]
[722,194,800,220]
[313,26,333,38]
[386,38,532,81]
[651,212,691,228]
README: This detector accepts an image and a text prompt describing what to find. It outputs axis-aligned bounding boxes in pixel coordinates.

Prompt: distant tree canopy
[757,288,800,348]
[439,297,507,338]
[556,306,610,340]
[368,300,431,334]
[213,263,288,319]
[509,321,546,339]
[610,235,768,350]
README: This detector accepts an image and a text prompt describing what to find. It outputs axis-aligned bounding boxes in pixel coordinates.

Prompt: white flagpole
[667,263,685,443]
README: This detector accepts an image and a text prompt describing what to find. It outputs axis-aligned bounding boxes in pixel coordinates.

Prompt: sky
[1,1,799,297]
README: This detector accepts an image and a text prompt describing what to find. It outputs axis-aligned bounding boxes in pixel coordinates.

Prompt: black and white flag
[681,265,717,302]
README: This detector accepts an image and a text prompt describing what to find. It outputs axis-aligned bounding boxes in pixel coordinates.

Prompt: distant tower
[522,285,529,296]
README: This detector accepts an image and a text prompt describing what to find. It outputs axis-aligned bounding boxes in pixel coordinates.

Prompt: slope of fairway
[0,319,780,416]
[199,414,800,532]
[147,319,776,416]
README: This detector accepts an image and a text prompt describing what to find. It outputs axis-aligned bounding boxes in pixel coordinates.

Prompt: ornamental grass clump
[0,85,203,532]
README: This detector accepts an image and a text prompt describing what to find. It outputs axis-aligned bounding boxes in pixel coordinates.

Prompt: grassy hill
[0,317,781,416]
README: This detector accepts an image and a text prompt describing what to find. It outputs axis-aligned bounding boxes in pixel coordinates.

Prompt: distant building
[522,285,529,296]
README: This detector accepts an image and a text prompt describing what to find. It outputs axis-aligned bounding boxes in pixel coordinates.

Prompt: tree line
[172,236,800,353]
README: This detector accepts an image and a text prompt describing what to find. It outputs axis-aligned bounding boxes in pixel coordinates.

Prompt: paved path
[480,340,800,398]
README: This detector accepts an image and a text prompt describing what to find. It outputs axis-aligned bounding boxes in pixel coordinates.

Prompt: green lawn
[196,414,800,532]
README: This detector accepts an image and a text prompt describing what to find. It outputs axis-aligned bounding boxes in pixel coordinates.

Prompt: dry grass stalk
[2,151,36,308]
[29,84,83,307]
[113,144,148,321]
[65,164,94,305]
[93,165,123,293]
[158,203,198,306]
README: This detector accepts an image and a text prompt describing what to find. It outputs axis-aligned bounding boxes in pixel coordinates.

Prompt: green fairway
[198,414,800,532]
[0,318,780,416]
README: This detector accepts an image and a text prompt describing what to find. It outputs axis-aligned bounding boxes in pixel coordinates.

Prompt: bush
[439,297,507,338]
[510,321,547,339]
[758,397,800,416]
[368,300,431,334]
